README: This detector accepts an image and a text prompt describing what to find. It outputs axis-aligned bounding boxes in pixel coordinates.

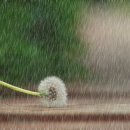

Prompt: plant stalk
[0,80,41,97]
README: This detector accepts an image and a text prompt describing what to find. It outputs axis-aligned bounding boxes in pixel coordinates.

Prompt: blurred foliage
[0,0,90,86]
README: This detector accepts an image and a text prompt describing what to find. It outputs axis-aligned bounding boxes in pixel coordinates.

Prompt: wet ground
[1,91,130,130]
[1,121,130,130]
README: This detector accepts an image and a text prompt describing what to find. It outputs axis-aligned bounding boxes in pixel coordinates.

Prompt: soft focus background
[0,0,130,92]
[1,1,130,129]
[0,0,89,87]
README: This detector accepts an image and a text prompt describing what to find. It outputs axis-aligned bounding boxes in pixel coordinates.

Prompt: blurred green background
[0,0,90,86]
[0,0,129,87]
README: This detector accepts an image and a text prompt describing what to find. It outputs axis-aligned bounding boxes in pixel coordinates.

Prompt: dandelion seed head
[38,76,67,107]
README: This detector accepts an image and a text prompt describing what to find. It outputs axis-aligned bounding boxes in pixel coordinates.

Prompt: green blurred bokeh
[0,0,90,86]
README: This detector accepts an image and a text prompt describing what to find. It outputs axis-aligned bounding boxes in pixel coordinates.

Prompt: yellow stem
[0,80,41,97]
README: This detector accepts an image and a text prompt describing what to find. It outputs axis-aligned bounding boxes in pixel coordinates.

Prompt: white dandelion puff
[38,76,67,107]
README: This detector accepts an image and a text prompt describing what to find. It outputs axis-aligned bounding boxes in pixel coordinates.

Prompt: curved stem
[0,81,41,97]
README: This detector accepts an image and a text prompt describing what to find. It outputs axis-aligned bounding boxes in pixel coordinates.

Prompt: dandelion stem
[0,80,46,97]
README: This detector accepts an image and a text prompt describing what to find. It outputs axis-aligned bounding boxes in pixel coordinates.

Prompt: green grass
[0,0,90,86]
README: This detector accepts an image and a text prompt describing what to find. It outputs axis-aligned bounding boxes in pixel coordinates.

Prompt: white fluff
[38,76,67,107]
